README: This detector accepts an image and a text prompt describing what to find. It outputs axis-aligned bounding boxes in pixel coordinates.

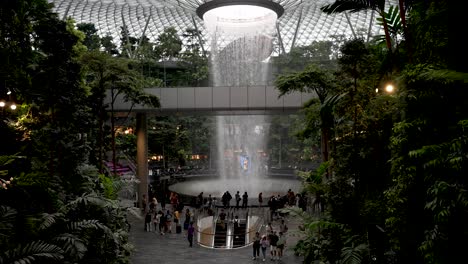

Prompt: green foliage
[154,27,182,61]
[375,5,403,48]
[275,64,336,103]
[77,23,102,51]
[340,242,369,264]
[0,240,65,264]
[98,173,122,200]
[0,1,132,263]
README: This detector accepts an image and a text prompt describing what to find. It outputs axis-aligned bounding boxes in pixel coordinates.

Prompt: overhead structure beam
[290,6,303,50]
[137,7,152,49]
[344,12,357,39]
[62,0,73,20]
[366,9,375,43]
[191,15,207,57]
[121,4,134,58]
[276,22,286,55]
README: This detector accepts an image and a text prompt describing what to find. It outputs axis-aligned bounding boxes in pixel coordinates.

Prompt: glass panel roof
[48,0,395,53]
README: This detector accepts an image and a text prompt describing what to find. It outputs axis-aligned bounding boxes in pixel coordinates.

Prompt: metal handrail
[195,206,266,249]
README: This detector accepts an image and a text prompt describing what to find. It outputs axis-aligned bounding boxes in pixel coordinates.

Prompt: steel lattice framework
[48,0,394,53]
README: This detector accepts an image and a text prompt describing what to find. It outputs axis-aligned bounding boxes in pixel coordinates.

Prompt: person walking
[252,231,261,260]
[187,221,195,247]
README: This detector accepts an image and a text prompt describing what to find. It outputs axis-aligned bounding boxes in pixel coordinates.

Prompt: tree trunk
[111,86,117,175]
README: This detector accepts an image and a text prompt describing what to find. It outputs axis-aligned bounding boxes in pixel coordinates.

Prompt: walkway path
[127,206,305,264]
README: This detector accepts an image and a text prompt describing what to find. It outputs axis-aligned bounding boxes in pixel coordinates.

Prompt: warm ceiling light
[385,84,395,93]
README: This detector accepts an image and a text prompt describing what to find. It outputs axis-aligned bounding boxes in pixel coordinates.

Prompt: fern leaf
[53,233,87,259]
[2,240,64,263]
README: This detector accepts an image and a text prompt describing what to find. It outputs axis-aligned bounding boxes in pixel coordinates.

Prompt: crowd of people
[141,188,306,253]
[252,218,289,261]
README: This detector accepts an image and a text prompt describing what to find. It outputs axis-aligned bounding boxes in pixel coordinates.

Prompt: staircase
[213,222,227,248]
[104,161,132,175]
[232,220,246,248]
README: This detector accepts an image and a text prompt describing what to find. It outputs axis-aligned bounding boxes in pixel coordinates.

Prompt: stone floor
[127,206,305,264]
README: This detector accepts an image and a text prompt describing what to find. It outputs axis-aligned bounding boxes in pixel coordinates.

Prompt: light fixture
[385,84,395,93]
[0,101,5,107]
[6,89,11,95]
[10,104,16,110]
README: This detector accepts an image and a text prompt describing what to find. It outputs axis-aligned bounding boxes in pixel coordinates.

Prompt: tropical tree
[321,0,395,52]
[77,23,101,51]
[0,1,132,263]
[276,64,337,162]
[80,51,160,173]
[178,28,209,86]
[154,27,183,87]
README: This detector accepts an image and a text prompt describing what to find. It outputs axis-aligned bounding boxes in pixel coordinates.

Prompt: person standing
[235,191,241,209]
[279,219,288,234]
[252,231,261,260]
[260,235,269,261]
[222,191,228,208]
[165,210,173,233]
[184,208,191,230]
[242,191,248,209]
[258,192,263,207]
[226,191,232,208]
[269,231,279,261]
[276,232,286,260]
[149,197,158,211]
[187,222,195,247]
[144,209,153,232]
[153,209,160,233]
[141,194,148,214]
[207,194,213,208]
[197,192,204,209]
[158,210,165,235]
[266,222,274,235]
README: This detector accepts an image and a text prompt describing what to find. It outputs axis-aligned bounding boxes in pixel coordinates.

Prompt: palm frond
[321,0,385,14]
[38,212,65,231]
[68,219,114,239]
[1,240,64,263]
[52,233,87,259]
[0,206,17,234]
[340,243,369,264]
[66,193,110,209]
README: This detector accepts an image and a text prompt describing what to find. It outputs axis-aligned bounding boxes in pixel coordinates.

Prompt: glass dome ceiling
[48,0,393,53]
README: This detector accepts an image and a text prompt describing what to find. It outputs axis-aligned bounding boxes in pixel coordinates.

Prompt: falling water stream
[205,5,277,195]
[170,5,301,198]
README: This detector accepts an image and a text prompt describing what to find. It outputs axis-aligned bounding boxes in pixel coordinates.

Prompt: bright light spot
[385,84,395,93]
[6,90,11,95]
[0,101,5,107]
[10,104,16,110]
[203,5,277,37]
[375,88,379,93]
[204,5,276,21]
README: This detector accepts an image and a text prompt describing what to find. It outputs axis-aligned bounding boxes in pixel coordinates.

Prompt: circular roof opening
[196,0,284,20]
